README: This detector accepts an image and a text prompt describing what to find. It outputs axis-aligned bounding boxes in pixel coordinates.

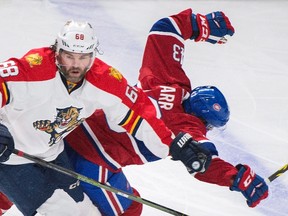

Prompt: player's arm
[168,118,268,207]
[0,48,54,162]
[139,8,234,91]
[94,66,173,159]
[0,58,25,161]
[0,58,25,162]
[117,84,173,159]
[0,60,16,107]
[149,8,234,44]
[168,128,267,208]
[195,157,268,207]
[170,132,268,207]
[157,8,235,43]
[180,125,268,208]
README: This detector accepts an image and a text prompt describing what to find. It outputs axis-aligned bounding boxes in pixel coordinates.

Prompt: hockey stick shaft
[266,163,288,183]
[13,149,188,216]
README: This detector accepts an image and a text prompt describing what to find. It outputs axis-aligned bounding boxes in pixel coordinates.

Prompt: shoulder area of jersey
[22,47,55,68]
[87,61,125,83]
[1,47,57,82]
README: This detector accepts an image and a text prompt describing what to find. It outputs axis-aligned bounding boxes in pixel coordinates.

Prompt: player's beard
[60,66,87,83]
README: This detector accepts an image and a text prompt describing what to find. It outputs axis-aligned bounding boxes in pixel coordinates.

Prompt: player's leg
[0,150,100,216]
[121,188,143,216]
[73,154,143,215]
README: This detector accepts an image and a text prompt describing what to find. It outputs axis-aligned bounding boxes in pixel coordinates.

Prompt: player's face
[57,50,93,83]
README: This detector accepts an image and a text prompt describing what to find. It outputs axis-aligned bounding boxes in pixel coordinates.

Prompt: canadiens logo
[213,103,221,111]
[33,106,85,146]
[109,67,123,82]
[25,53,43,68]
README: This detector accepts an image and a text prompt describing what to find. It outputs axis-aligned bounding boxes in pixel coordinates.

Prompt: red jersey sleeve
[195,158,238,187]
[139,9,195,92]
[86,59,174,149]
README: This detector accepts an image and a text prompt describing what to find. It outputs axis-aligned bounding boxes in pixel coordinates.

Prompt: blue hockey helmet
[183,86,230,128]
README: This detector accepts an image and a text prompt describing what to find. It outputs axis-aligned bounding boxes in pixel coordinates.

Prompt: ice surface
[1,0,287,215]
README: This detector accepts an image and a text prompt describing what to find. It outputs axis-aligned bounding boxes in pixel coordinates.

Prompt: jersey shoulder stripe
[149,8,193,40]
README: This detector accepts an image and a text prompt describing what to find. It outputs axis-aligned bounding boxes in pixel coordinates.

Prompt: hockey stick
[266,164,288,183]
[12,149,188,216]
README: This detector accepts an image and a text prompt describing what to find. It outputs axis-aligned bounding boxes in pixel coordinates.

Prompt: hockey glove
[230,164,269,207]
[0,124,14,162]
[170,132,212,173]
[193,11,234,44]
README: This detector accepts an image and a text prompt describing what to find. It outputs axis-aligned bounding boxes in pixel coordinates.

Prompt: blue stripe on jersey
[133,136,161,162]
[150,17,182,38]
[80,124,120,171]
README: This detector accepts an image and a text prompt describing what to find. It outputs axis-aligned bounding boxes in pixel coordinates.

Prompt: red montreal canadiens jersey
[66,9,238,186]
[0,47,173,165]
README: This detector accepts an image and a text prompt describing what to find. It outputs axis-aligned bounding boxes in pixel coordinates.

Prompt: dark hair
[50,40,57,52]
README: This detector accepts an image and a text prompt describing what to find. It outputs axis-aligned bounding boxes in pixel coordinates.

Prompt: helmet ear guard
[183,86,230,128]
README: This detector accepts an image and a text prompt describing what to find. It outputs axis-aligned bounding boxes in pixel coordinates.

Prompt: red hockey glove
[230,164,269,207]
[170,132,213,173]
[193,11,234,44]
[0,124,14,162]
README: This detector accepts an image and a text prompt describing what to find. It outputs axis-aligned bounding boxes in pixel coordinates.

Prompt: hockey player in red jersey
[64,8,269,215]
[0,19,206,215]
[138,8,268,206]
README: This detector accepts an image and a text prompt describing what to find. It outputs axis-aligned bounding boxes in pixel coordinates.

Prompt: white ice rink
[1,0,288,215]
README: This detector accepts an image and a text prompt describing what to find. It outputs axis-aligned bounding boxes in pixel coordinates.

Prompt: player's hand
[230,164,269,207]
[169,132,213,173]
[0,124,14,162]
[195,11,235,44]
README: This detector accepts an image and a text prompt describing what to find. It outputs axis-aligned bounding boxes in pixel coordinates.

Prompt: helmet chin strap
[96,46,104,55]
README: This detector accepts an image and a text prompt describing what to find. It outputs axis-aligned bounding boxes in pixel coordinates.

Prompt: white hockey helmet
[56,20,99,59]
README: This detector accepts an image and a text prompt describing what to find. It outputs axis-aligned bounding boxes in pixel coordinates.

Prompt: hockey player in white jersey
[0,20,205,216]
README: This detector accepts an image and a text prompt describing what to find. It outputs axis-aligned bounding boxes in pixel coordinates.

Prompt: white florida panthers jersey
[0,47,174,164]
